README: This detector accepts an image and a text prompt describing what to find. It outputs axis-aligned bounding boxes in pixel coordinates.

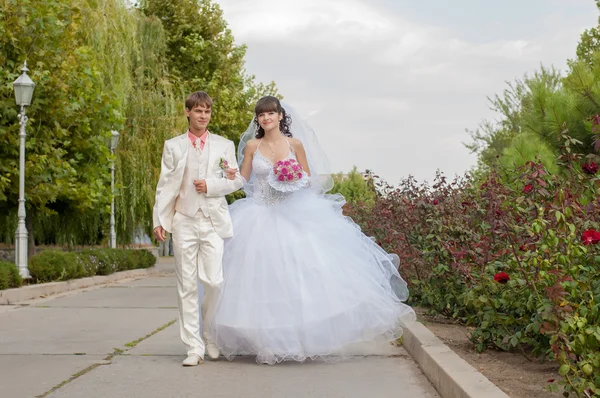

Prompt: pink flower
[281,168,288,174]
[289,159,296,163]
[292,165,299,171]
[287,174,294,181]
[284,161,291,166]
[276,160,284,166]
[523,184,533,194]
[278,174,285,181]
[297,173,303,179]
[581,229,600,245]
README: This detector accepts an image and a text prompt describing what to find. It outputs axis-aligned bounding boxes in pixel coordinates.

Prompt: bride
[209,96,415,365]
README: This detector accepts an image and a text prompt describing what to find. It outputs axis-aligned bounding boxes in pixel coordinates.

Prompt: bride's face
[257,111,282,132]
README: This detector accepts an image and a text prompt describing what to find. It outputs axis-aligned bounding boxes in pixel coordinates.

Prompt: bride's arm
[240,140,256,181]
[291,139,311,176]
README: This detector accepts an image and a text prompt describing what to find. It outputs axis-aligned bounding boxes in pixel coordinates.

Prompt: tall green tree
[0,0,279,248]
[76,0,186,243]
[0,0,122,247]
[576,0,600,66]
[466,3,600,177]
[139,0,278,144]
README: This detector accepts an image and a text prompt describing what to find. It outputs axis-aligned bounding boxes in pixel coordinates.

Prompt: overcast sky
[215,0,598,184]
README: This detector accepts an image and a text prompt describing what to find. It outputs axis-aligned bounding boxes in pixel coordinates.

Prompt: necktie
[194,137,201,153]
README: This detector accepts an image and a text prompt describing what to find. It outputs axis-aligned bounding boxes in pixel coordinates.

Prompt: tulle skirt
[210,190,416,365]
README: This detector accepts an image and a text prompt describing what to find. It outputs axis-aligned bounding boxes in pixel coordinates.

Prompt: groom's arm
[205,141,243,197]
[153,142,175,229]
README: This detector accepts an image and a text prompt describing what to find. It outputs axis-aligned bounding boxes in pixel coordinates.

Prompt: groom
[153,91,242,366]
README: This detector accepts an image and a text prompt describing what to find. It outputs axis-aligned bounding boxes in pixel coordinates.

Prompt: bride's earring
[255,121,261,136]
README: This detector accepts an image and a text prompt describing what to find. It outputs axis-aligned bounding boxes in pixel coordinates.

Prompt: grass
[124,319,176,348]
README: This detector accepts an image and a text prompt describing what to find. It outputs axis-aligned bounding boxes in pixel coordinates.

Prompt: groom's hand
[193,179,207,193]
[153,226,166,242]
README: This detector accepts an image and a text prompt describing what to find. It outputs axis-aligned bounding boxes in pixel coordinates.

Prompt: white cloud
[216,0,597,184]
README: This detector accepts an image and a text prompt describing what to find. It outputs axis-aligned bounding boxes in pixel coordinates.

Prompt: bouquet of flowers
[268,159,309,192]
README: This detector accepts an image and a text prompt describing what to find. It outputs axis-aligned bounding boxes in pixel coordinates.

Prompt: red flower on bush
[581,229,600,245]
[582,162,598,175]
[493,272,510,284]
[523,184,533,194]
[433,199,439,205]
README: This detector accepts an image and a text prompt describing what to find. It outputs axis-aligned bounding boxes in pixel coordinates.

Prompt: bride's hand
[225,168,238,180]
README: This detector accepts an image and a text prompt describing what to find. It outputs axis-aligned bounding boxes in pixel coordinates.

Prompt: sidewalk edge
[0,267,171,305]
[403,321,511,398]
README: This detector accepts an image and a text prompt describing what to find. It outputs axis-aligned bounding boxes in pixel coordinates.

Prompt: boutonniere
[219,158,229,170]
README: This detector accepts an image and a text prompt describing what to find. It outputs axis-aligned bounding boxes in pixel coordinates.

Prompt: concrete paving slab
[0,305,19,314]
[0,307,176,355]
[118,276,176,288]
[0,354,105,398]
[39,284,176,309]
[0,268,169,305]
[127,322,181,356]
[128,322,407,358]
[0,266,443,398]
[47,354,440,398]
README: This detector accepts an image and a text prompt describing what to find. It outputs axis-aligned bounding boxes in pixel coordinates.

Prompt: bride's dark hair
[254,96,292,138]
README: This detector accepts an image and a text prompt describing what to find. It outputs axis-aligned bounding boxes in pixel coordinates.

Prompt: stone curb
[0,267,172,305]
[403,321,511,398]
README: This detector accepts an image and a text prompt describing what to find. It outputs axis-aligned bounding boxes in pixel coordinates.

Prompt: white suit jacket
[152,132,243,238]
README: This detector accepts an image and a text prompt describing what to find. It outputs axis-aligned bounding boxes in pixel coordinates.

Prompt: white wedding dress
[209,140,416,365]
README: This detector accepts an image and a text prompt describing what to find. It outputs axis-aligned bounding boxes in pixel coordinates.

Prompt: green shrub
[28,248,156,283]
[29,251,86,283]
[0,261,23,290]
[83,249,120,275]
[135,249,157,269]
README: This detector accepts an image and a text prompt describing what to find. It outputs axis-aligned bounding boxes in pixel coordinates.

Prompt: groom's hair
[185,91,213,111]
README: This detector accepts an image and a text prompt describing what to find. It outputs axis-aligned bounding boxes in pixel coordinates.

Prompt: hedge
[0,261,23,290]
[28,248,156,284]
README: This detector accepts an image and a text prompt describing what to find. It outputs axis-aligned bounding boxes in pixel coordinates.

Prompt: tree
[576,1,600,66]
[466,27,600,177]
[82,0,185,243]
[0,0,279,247]
[0,0,122,248]
[330,167,376,206]
[139,0,279,145]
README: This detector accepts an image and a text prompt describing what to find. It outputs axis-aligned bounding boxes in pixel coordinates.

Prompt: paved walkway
[0,258,439,398]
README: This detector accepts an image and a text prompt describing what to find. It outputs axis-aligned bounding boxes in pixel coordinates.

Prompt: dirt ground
[416,309,561,398]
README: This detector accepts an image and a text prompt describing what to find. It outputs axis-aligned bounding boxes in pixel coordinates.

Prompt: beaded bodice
[252,149,296,205]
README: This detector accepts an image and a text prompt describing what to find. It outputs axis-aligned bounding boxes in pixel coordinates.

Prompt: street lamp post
[12,61,35,279]
[109,130,120,249]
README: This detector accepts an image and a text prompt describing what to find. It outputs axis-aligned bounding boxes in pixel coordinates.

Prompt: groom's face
[186,104,212,131]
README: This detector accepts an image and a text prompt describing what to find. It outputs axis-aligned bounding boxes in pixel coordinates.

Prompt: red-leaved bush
[345,131,600,396]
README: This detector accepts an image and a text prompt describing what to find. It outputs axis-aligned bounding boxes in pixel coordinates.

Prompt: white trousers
[172,210,224,356]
